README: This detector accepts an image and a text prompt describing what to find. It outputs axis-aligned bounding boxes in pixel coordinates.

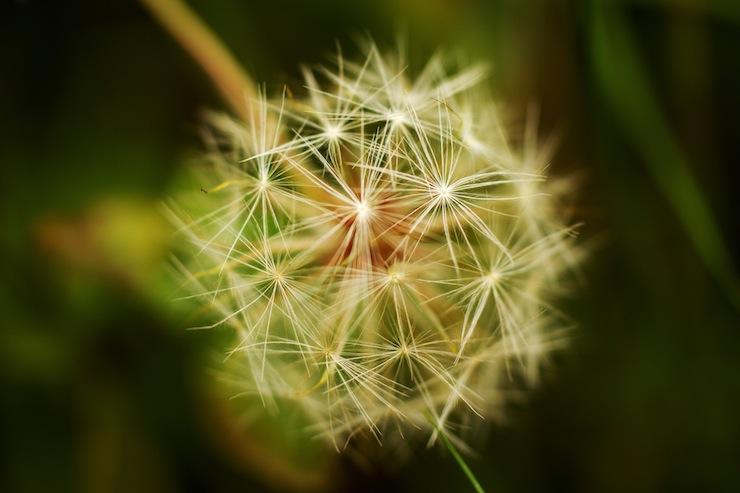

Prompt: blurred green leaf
[589,0,740,311]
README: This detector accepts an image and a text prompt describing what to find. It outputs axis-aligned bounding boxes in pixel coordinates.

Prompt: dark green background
[2,0,739,492]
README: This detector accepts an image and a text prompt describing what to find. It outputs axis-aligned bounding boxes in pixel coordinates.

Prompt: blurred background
[2,0,740,491]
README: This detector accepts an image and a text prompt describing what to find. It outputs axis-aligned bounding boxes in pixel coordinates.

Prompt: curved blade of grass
[139,0,256,122]
[589,1,740,312]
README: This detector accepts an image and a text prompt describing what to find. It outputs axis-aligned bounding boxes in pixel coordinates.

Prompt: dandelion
[166,40,580,459]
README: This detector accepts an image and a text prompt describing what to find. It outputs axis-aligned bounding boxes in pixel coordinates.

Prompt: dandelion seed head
[168,41,581,457]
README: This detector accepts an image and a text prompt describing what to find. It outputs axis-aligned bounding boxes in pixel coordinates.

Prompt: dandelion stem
[139,0,256,122]
[430,418,486,493]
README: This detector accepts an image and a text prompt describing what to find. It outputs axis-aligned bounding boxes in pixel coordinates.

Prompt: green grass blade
[589,1,740,311]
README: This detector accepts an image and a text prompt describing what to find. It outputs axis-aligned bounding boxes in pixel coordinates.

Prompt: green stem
[430,418,486,493]
[141,0,331,203]
[139,0,256,122]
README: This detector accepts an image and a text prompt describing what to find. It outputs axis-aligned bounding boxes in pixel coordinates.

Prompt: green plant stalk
[437,430,486,493]
[139,0,256,122]
[140,0,323,197]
